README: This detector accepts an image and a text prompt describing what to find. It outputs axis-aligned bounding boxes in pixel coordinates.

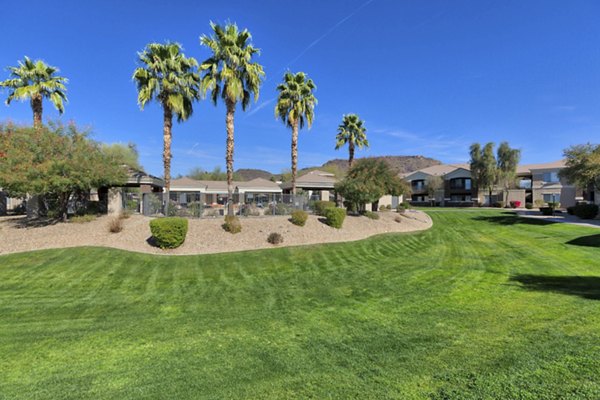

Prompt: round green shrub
[525,203,533,210]
[290,210,308,226]
[222,215,242,234]
[312,200,335,216]
[324,207,346,229]
[363,211,380,220]
[574,204,599,219]
[149,217,188,249]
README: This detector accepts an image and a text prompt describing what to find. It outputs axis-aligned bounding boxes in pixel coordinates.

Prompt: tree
[335,114,369,169]
[0,122,127,221]
[187,166,243,181]
[102,142,142,170]
[425,175,444,206]
[275,71,317,195]
[470,142,497,205]
[335,159,408,213]
[559,143,600,191]
[0,57,68,127]
[133,42,200,215]
[496,141,521,205]
[200,22,265,215]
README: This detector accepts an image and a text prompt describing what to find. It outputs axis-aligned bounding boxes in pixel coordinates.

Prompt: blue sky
[1,0,600,176]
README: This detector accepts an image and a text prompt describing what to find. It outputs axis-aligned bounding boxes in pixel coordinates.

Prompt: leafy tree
[470,142,497,205]
[0,57,68,127]
[133,42,200,214]
[335,114,369,169]
[187,166,243,181]
[275,71,317,195]
[335,159,407,212]
[200,22,265,215]
[0,123,127,221]
[102,142,142,170]
[496,141,521,205]
[425,175,444,205]
[559,143,600,191]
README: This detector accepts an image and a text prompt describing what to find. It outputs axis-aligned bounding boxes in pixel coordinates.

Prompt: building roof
[517,160,566,174]
[124,168,165,188]
[171,177,282,193]
[280,170,338,190]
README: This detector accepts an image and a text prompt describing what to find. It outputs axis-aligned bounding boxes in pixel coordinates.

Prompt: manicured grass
[1,210,599,399]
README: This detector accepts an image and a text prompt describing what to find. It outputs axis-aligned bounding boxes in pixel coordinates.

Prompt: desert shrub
[119,210,132,219]
[70,214,96,223]
[492,201,505,208]
[534,199,545,208]
[394,215,402,223]
[363,211,380,220]
[268,202,293,215]
[547,201,560,210]
[188,201,204,218]
[401,201,411,209]
[324,207,346,229]
[222,215,242,234]
[86,200,106,215]
[525,203,533,210]
[242,204,260,217]
[312,200,335,216]
[509,201,522,208]
[574,204,599,219]
[204,208,222,217]
[397,205,406,214]
[386,204,392,210]
[108,216,123,233]
[166,200,179,217]
[290,210,308,226]
[379,205,387,211]
[267,232,284,245]
[149,217,188,249]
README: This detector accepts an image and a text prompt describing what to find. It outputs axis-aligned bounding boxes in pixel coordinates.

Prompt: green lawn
[1,210,599,399]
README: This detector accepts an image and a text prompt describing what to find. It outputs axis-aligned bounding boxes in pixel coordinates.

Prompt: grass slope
[1,210,599,399]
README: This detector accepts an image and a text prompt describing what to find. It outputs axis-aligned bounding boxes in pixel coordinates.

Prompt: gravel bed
[0,210,432,256]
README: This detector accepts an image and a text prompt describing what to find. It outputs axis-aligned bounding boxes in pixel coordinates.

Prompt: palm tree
[200,22,265,215]
[275,71,317,195]
[335,114,369,169]
[0,56,68,127]
[133,42,200,213]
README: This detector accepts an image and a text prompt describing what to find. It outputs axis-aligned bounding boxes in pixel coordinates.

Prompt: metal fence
[139,192,315,218]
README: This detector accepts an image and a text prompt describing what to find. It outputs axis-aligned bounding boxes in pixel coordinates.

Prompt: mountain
[235,168,274,181]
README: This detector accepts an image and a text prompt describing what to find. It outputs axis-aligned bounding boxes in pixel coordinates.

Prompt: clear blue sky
[1,0,599,176]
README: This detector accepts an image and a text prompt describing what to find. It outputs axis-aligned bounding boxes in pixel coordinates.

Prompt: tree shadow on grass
[566,234,600,248]
[510,274,600,300]
[472,212,555,226]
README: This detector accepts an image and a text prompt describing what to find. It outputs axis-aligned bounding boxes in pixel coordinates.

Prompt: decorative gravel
[0,210,432,256]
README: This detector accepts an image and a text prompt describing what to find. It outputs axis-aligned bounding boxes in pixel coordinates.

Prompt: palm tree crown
[275,71,317,129]
[336,114,369,168]
[199,22,265,108]
[133,42,200,122]
[0,56,68,126]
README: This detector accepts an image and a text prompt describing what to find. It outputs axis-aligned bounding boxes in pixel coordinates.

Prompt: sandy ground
[0,210,432,256]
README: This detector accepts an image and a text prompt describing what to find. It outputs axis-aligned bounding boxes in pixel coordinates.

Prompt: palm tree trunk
[163,105,173,216]
[291,119,299,196]
[31,95,43,128]
[348,142,355,169]
[225,99,236,216]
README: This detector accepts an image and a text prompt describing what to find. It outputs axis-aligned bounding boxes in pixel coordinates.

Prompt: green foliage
[560,143,600,189]
[222,215,242,234]
[102,142,142,170]
[312,200,335,216]
[525,202,533,209]
[69,214,96,223]
[425,175,444,198]
[567,206,576,215]
[335,159,408,212]
[0,123,127,220]
[534,199,545,208]
[267,202,293,216]
[267,232,284,245]
[187,166,243,181]
[470,142,497,201]
[540,207,554,216]
[275,71,317,130]
[492,201,505,208]
[335,114,368,166]
[290,210,308,226]
[188,201,204,218]
[149,217,188,249]
[573,203,599,219]
[324,207,346,228]
[363,211,380,220]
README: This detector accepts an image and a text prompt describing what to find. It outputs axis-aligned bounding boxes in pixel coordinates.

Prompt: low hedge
[324,207,346,229]
[313,200,335,216]
[149,217,188,249]
[573,204,599,219]
[363,211,380,220]
[290,210,308,226]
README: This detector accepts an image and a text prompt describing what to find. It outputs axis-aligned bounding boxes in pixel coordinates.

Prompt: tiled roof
[517,160,566,174]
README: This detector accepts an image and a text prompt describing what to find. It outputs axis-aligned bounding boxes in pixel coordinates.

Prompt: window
[543,193,560,203]
[411,180,425,191]
[450,195,471,202]
[519,179,532,189]
[450,178,472,190]
[542,172,559,183]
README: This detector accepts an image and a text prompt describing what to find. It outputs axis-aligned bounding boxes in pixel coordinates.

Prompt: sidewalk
[516,210,600,229]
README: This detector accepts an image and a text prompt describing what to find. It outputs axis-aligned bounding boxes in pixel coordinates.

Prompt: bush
[86,200,106,215]
[534,199,545,208]
[379,205,387,211]
[510,201,522,208]
[397,205,406,214]
[149,217,188,249]
[222,215,242,234]
[525,203,533,210]
[574,204,599,219]
[188,201,204,218]
[119,210,132,219]
[312,200,335,216]
[363,211,380,220]
[567,206,576,215]
[290,210,308,226]
[547,201,560,209]
[268,202,293,215]
[108,216,123,233]
[386,204,392,210]
[267,232,284,245]
[492,201,505,208]
[540,207,554,216]
[401,201,411,209]
[70,214,96,223]
[324,207,346,229]
[242,204,260,217]
[394,215,402,223]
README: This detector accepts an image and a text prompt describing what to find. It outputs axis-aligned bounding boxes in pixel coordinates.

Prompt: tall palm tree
[0,56,68,127]
[200,22,265,215]
[335,114,369,169]
[275,71,317,195]
[133,42,200,212]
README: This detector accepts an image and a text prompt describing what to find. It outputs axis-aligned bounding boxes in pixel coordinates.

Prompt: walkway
[516,210,600,229]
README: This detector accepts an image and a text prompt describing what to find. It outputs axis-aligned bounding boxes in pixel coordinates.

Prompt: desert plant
[268,202,293,215]
[267,232,284,245]
[378,205,387,212]
[394,215,402,223]
[534,199,545,208]
[119,210,132,219]
[222,215,242,234]
[363,211,380,220]
[108,216,124,233]
[242,204,260,217]
[70,214,96,223]
[188,201,204,218]
[324,207,346,229]
[312,200,335,216]
[149,217,188,249]
[574,203,599,219]
[290,210,308,226]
